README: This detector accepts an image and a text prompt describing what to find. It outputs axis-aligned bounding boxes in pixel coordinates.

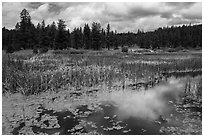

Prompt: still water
[12,71,201,135]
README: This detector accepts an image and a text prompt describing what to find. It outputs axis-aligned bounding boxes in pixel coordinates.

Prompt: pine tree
[71,28,78,49]
[18,9,33,49]
[15,23,20,31]
[79,27,83,49]
[113,30,119,49]
[101,28,106,49]
[55,19,67,50]
[66,29,71,49]
[106,24,110,50]
[83,24,91,49]
[40,20,49,51]
[71,28,82,49]
[48,21,57,49]
[19,9,32,32]
[91,22,102,50]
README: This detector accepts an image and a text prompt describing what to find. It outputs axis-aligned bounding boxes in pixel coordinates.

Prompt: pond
[11,71,202,135]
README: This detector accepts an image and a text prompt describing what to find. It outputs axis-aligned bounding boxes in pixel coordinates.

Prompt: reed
[2,51,202,96]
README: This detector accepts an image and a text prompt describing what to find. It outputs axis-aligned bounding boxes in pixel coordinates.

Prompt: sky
[2,2,202,33]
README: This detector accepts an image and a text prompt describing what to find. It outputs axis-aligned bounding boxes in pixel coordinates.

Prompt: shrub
[122,46,128,53]
[39,47,48,53]
[33,47,38,54]
[6,45,15,53]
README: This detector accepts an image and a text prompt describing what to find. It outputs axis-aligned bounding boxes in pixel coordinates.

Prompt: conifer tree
[55,19,67,49]
[18,9,33,49]
[91,22,102,50]
[48,21,57,49]
[106,24,111,50]
[83,24,91,49]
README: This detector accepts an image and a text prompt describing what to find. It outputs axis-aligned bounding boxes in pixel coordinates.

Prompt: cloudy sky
[2,2,202,32]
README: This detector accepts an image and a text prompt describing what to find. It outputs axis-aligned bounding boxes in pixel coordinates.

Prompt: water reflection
[12,73,202,135]
[84,102,181,135]
[84,74,201,135]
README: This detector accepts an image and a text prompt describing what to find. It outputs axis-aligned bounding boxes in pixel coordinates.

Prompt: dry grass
[2,50,202,97]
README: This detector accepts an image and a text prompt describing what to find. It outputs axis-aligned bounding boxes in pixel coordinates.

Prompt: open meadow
[2,49,202,135]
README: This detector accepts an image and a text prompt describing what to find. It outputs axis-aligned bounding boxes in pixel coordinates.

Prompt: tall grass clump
[183,76,202,102]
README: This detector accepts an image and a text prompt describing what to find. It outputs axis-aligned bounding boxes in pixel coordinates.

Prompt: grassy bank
[2,50,201,97]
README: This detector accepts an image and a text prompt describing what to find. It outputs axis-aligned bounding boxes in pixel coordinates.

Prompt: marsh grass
[2,50,202,135]
[2,51,202,97]
[183,76,202,102]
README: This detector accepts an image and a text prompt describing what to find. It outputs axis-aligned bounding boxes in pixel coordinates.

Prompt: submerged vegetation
[2,49,202,135]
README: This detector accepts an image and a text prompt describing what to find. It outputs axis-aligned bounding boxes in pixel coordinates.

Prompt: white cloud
[30,3,49,20]
[179,3,202,20]
[2,2,202,32]
[2,3,27,28]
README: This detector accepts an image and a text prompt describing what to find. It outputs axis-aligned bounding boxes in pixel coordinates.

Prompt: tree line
[2,9,202,53]
[136,24,202,49]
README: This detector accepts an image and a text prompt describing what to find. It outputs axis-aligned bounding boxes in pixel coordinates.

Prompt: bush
[39,47,48,54]
[33,47,38,54]
[122,46,128,53]
[6,45,15,53]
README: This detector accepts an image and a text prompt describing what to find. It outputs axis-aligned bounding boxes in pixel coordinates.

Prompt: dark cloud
[164,2,195,8]
[48,3,62,13]
[48,2,90,12]
[128,7,159,18]
[182,13,202,20]
[27,2,44,9]
[160,12,173,19]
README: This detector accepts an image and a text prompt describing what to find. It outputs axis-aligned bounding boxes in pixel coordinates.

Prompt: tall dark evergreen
[66,29,71,49]
[78,27,83,49]
[113,30,119,49]
[40,20,50,49]
[106,24,111,50]
[83,24,91,49]
[2,27,7,50]
[19,9,32,32]
[15,23,20,31]
[19,9,34,49]
[55,19,67,50]
[71,28,78,49]
[48,22,57,49]
[71,27,83,49]
[101,28,106,48]
[91,22,102,50]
